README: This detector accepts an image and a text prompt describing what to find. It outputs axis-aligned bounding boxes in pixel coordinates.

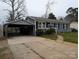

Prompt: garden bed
[41,34,57,40]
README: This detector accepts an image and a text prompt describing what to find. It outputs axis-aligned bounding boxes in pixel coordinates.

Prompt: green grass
[0,47,7,58]
[59,32,78,44]
[0,47,7,53]
[41,34,57,40]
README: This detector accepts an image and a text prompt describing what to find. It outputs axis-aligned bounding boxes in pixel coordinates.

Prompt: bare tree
[45,0,55,18]
[2,0,27,21]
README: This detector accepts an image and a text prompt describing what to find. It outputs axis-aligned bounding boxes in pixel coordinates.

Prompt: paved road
[8,36,78,59]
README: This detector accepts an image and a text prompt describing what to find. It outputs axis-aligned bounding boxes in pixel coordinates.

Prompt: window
[63,24,65,29]
[43,22,45,28]
[46,22,50,28]
[58,23,60,29]
[66,24,68,29]
[38,22,41,28]
[54,23,56,28]
[51,23,54,27]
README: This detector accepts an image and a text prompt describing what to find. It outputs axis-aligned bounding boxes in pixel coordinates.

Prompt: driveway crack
[22,43,45,59]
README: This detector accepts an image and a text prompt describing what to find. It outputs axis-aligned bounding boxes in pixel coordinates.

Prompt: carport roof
[4,19,34,25]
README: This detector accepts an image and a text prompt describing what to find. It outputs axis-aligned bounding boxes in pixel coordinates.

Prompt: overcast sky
[0,0,78,23]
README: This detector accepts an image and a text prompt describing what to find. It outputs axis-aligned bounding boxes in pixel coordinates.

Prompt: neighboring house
[70,22,78,30]
[64,14,78,30]
[64,14,75,22]
[0,16,71,37]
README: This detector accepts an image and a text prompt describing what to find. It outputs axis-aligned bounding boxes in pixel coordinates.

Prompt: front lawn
[59,32,78,43]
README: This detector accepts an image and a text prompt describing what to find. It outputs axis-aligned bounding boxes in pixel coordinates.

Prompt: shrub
[36,29,44,36]
[71,28,78,32]
[45,29,55,34]
[36,29,55,36]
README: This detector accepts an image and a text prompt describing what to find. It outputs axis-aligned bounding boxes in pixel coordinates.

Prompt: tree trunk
[12,0,15,21]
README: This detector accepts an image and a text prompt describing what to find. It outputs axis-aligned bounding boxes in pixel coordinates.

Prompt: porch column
[45,22,46,29]
[33,25,36,36]
[64,24,67,30]
[56,23,58,29]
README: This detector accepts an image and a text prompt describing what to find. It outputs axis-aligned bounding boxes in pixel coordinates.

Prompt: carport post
[4,25,8,38]
[33,25,36,36]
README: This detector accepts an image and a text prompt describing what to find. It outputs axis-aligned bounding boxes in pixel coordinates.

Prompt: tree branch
[3,0,11,6]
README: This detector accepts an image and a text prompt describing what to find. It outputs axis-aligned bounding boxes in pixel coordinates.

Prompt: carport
[3,20,35,37]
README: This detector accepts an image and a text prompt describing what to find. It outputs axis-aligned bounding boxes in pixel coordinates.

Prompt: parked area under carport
[3,23,35,37]
[0,20,36,37]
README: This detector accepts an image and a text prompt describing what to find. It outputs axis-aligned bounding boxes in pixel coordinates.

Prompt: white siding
[37,21,70,32]
[70,22,78,30]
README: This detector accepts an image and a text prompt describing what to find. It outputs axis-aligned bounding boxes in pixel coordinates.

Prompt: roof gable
[27,16,70,23]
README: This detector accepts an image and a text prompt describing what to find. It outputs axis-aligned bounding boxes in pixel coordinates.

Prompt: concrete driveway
[8,36,77,59]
